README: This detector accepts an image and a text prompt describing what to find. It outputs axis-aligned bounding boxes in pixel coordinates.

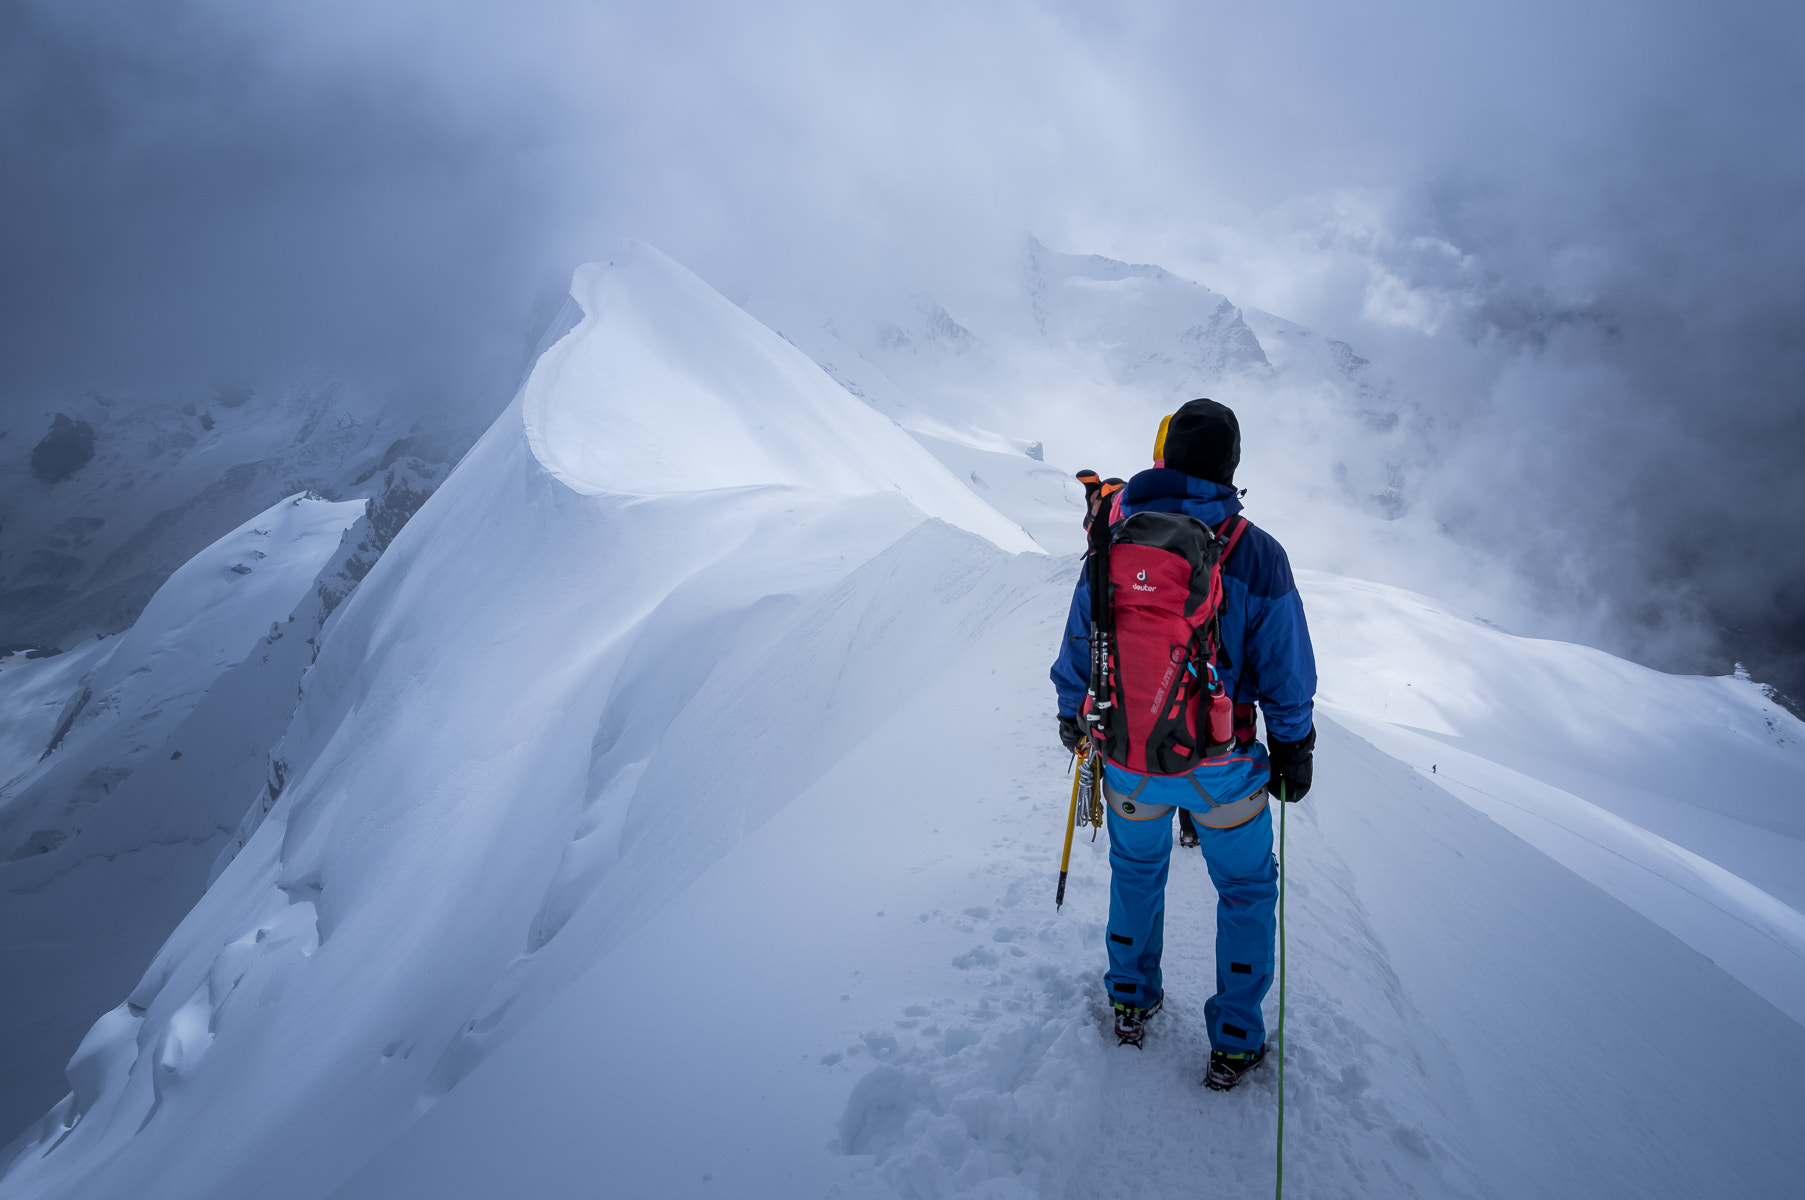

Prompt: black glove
[1267,726,1315,802]
[1058,715,1084,753]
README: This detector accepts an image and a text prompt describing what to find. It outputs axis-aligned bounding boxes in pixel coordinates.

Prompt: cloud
[2,0,1802,693]
[0,0,561,407]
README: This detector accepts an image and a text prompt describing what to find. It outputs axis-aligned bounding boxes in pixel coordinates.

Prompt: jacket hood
[1121,467,1243,527]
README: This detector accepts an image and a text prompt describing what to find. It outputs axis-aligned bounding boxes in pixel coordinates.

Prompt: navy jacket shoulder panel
[1221,520,1296,602]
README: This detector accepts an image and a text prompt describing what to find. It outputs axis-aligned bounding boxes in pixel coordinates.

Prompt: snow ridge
[523,241,1040,557]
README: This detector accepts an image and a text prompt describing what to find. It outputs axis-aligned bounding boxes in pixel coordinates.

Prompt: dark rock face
[29,414,97,484]
[317,454,447,617]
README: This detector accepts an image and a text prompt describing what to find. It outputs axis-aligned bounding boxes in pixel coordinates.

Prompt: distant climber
[1053,398,1317,1091]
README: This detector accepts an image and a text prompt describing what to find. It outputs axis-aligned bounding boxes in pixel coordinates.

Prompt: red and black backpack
[1079,503,1252,775]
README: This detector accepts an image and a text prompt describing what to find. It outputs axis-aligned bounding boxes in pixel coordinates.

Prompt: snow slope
[4,244,1803,1200]
[0,491,365,858]
[0,244,1039,1196]
[0,641,111,801]
[747,298,1086,556]
[1309,572,1805,975]
[0,380,468,654]
[526,247,1035,558]
[0,493,366,1138]
[329,560,1805,1200]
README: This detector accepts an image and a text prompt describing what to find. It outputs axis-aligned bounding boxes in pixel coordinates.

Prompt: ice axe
[1056,754,1081,911]
[1055,744,1102,910]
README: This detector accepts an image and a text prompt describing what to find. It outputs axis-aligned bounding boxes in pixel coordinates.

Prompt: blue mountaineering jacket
[1050,468,1316,745]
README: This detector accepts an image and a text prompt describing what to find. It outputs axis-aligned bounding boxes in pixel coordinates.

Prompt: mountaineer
[1052,398,1317,1091]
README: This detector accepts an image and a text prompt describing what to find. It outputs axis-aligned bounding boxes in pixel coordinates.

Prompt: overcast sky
[4,0,1802,694]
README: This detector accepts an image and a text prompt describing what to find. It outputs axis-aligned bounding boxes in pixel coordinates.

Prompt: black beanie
[1162,398,1240,487]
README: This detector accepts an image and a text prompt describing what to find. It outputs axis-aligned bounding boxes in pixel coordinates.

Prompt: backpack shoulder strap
[1207,516,1250,674]
[1215,514,1250,561]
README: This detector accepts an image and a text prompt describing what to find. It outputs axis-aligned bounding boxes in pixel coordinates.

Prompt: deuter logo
[1131,567,1157,593]
[1136,570,1146,581]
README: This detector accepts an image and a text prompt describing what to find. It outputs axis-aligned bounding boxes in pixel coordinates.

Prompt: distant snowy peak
[0,376,474,655]
[1241,307,1398,421]
[82,494,362,701]
[0,492,365,855]
[1025,237,1270,385]
[877,295,988,360]
[1018,240,1418,519]
[521,242,1041,554]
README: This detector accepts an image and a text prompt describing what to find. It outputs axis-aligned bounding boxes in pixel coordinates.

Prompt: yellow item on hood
[1153,413,1174,466]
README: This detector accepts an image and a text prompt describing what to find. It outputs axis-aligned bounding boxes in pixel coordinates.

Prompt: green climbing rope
[1276,779,1287,1199]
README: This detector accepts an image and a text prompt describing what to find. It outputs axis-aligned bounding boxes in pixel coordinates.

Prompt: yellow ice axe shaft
[1056,753,1082,910]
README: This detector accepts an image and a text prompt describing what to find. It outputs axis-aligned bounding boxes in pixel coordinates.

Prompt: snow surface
[0,491,365,855]
[0,493,366,1139]
[524,242,1039,558]
[743,295,1086,556]
[0,377,465,653]
[1307,571,1805,1024]
[2,244,1802,1200]
[0,640,110,802]
[331,568,1805,1200]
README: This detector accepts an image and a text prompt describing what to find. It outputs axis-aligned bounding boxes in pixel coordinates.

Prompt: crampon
[1112,996,1163,1048]
[1204,1045,1267,1091]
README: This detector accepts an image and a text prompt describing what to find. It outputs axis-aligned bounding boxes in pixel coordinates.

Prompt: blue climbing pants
[1105,801,1278,1054]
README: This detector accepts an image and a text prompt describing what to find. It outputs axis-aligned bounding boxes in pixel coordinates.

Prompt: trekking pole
[1056,750,1083,910]
[1275,778,1287,1199]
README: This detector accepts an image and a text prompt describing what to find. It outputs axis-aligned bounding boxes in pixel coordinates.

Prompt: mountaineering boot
[1112,995,1163,1048]
[1204,1044,1266,1091]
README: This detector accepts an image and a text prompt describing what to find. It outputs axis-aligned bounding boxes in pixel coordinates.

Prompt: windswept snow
[740,294,1085,556]
[1306,571,1805,1020]
[0,379,478,657]
[524,242,1040,557]
[0,493,365,1138]
[0,246,1041,1198]
[0,490,365,859]
[3,244,1803,1200]
[0,641,110,799]
[327,550,1805,1200]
